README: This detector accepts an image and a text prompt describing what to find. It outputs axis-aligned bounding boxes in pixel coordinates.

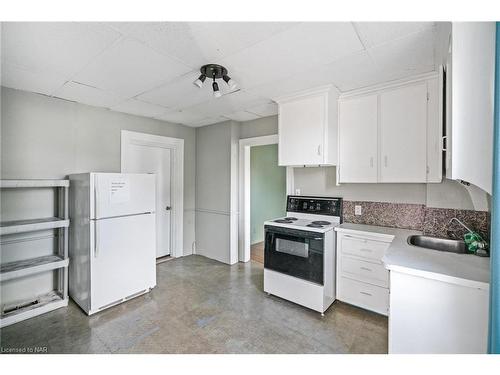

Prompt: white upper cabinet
[338,94,378,182]
[338,75,442,184]
[447,22,495,195]
[276,85,339,166]
[379,82,428,182]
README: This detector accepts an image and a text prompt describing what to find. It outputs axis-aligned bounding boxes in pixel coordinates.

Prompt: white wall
[1,87,197,252]
[195,120,239,264]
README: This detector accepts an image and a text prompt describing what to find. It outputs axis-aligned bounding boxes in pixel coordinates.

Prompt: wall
[250,144,286,244]
[194,116,279,263]
[238,116,278,139]
[0,87,197,252]
[0,87,197,305]
[293,165,479,210]
[195,120,239,264]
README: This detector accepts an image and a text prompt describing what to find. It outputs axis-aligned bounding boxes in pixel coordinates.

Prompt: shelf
[0,291,68,328]
[0,179,70,327]
[0,255,69,282]
[0,179,69,188]
[0,217,69,235]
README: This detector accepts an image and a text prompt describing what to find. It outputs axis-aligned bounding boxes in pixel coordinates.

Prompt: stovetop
[264,215,340,233]
[264,196,343,233]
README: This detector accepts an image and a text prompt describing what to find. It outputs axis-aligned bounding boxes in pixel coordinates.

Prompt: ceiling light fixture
[193,64,237,98]
[193,74,206,88]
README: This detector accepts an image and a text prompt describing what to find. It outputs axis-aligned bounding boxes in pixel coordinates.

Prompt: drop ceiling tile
[221,22,364,88]
[246,102,278,117]
[314,50,388,92]
[191,22,299,60]
[354,22,435,48]
[107,22,298,68]
[53,81,123,108]
[155,109,206,124]
[1,22,121,78]
[185,90,268,118]
[367,29,436,78]
[110,98,168,118]
[107,22,217,68]
[223,111,260,122]
[137,72,238,110]
[247,72,336,99]
[1,62,68,96]
[73,37,191,97]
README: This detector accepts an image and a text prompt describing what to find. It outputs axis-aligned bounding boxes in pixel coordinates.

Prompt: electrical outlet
[355,205,362,216]
[295,188,301,195]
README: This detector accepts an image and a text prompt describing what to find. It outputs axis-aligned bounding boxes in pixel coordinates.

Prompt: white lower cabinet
[389,271,489,354]
[336,232,391,316]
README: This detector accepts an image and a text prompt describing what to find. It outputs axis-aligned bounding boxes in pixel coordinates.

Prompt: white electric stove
[263,196,343,315]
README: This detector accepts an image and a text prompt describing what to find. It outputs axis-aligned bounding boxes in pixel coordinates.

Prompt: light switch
[355,205,362,216]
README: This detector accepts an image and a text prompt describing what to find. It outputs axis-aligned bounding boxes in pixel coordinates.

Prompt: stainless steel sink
[407,235,467,254]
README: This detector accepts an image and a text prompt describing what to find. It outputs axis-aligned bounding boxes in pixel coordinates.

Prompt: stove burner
[307,223,323,228]
[274,219,293,224]
[312,221,331,225]
[284,217,298,221]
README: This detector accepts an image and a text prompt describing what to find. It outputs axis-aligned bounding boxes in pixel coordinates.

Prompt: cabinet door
[380,83,428,182]
[450,22,495,194]
[279,94,325,166]
[338,94,378,182]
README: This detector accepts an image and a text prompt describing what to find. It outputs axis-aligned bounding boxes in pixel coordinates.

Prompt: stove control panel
[286,196,343,217]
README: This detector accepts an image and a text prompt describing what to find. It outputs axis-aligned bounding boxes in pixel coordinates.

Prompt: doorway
[238,135,294,263]
[121,130,184,259]
[249,144,286,263]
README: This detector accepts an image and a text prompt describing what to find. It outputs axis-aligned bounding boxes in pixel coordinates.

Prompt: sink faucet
[447,217,473,234]
[447,217,489,256]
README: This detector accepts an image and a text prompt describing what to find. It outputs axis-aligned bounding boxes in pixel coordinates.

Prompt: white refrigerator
[68,172,156,315]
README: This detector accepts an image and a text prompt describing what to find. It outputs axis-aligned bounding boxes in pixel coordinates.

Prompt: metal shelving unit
[0,179,70,328]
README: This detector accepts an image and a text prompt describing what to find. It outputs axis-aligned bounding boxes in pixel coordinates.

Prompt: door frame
[121,130,184,258]
[238,135,294,262]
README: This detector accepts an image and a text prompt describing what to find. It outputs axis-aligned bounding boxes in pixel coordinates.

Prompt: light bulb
[223,75,237,90]
[212,81,222,98]
[193,74,206,88]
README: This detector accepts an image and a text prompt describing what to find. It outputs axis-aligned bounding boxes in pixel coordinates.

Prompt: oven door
[264,225,324,285]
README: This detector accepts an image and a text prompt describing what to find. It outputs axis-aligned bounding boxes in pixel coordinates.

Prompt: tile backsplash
[343,201,491,240]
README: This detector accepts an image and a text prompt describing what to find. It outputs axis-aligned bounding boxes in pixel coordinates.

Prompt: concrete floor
[0,255,388,354]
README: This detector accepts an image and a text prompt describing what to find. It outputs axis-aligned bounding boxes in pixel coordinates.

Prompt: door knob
[165,206,171,211]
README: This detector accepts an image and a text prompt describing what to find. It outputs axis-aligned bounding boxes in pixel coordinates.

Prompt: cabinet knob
[317,145,321,156]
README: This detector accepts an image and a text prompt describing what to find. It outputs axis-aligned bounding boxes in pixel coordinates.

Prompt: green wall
[250,144,286,244]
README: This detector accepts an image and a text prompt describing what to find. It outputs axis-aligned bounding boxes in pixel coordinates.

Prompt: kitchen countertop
[335,223,490,290]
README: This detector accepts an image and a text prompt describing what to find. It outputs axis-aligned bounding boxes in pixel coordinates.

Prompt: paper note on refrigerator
[110,177,130,203]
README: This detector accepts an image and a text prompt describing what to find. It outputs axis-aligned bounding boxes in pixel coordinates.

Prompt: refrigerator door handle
[94,175,99,219]
[94,221,99,258]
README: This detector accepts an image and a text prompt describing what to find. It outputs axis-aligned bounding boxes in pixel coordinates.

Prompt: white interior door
[123,144,172,258]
